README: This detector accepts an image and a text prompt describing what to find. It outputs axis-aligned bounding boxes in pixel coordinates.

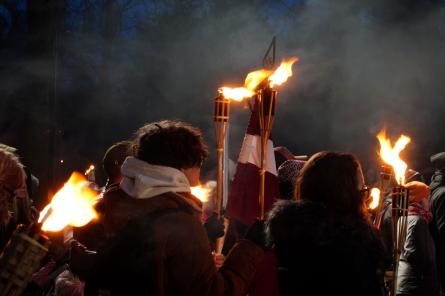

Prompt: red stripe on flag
[226,162,279,225]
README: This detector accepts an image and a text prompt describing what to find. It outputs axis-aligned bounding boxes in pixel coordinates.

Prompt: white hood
[120,157,191,199]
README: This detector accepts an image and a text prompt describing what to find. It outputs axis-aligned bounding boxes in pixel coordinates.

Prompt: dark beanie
[278,159,306,200]
[431,152,445,170]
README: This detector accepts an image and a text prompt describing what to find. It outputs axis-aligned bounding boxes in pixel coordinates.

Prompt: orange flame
[219,87,254,102]
[191,185,211,202]
[219,57,299,101]
[268,57,299,87]
[38,172,98,232]
[377,130,411,185]
[369,187,381,210]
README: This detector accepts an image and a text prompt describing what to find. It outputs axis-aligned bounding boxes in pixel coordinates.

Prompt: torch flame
[268,57,299,87]
[377,130,411,185]
[369,187,381,210]
[219,87,254,102]
[85,165,95,175]
[191,185,211,202]
[219,57,299,101]
[245,69,272,91]
[38,172,98,232]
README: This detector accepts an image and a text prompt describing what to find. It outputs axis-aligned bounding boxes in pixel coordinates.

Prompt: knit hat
[430,152,445,170]
[278,160,306,200]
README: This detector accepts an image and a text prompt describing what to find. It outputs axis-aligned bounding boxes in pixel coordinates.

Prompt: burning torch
[256,58,298,220]
[212,86,258,252]
[217,57,298,225]
[0,172,98,295]
[376,129,411,296]
[213,93,231,253]
[257,85,277,220]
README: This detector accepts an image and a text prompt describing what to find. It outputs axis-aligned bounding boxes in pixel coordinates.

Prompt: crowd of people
[0,120,444,296]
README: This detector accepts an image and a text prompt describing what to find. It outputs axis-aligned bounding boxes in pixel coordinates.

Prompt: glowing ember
[219,87,254,102]
[191,185,211,202]
[369,187,381,210]
[268,57,299,87]
[84,165,95,175]
[377,130,411,185]
[38,172,98,232]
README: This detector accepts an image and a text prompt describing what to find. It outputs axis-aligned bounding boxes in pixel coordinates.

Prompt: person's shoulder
[267,200,328,243]
[268,200,326,223]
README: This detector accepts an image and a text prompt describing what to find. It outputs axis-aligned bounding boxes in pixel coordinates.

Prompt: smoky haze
[1,0,445,200]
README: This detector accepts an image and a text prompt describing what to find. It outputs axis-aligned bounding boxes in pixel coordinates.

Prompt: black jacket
[267,200,384,296]
[430,170,445,296]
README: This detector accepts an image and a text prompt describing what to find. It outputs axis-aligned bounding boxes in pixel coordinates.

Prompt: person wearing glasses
[267,151,385,296]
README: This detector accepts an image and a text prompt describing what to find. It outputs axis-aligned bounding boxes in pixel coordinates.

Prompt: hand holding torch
[0,172,98,295]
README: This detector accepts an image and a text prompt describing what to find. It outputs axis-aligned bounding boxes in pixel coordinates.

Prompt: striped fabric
[225,99,279,226]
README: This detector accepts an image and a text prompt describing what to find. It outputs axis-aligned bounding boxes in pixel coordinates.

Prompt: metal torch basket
[0,224,50,296]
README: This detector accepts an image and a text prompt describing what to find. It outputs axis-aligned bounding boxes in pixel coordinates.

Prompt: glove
[405,181,430,202]
[204,213,225,241]
[69,240,99,280]
[245,219,269,250]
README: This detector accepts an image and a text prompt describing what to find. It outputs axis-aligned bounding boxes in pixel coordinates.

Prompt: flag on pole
[225,98,279,226]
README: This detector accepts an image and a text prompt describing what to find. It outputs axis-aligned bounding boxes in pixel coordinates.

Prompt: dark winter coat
[94,187,264,295]
[380,196,439,296]
[430,170,445,296]
[267,200,384,296]
[396,215,439,296]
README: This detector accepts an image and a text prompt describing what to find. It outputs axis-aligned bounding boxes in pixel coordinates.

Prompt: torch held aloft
[214,94,230,253]
[257,86,277,221]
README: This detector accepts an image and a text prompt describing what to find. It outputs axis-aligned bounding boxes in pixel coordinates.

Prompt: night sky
[1,0,444,205]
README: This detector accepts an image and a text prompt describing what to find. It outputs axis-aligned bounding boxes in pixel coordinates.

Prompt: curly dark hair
[133,120,208,170]
[295,151,368,220]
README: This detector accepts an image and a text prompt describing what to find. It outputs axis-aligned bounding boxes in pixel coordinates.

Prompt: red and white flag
[225,99,279,226]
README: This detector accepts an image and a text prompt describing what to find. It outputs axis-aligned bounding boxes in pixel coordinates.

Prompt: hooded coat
[430,170,445,296]
[95,157,264,295]
[267,200,384,296]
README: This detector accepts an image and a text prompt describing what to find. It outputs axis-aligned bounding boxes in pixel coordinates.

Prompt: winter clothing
[396,214,439,296]
[277,159,306,199]
[203,213,225,241]
[89,158,265,295]
[430,169,445,296]
[120,157,191,199]
[247,250,280,296]
[381,197,439,296]
[100,188,264,295]
[267,200,384,296]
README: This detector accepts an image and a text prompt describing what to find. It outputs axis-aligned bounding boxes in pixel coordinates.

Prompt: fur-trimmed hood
[266,200,384,296]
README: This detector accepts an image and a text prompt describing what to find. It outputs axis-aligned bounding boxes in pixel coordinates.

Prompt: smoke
[2,0,445,193]
[270,0,445,181]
